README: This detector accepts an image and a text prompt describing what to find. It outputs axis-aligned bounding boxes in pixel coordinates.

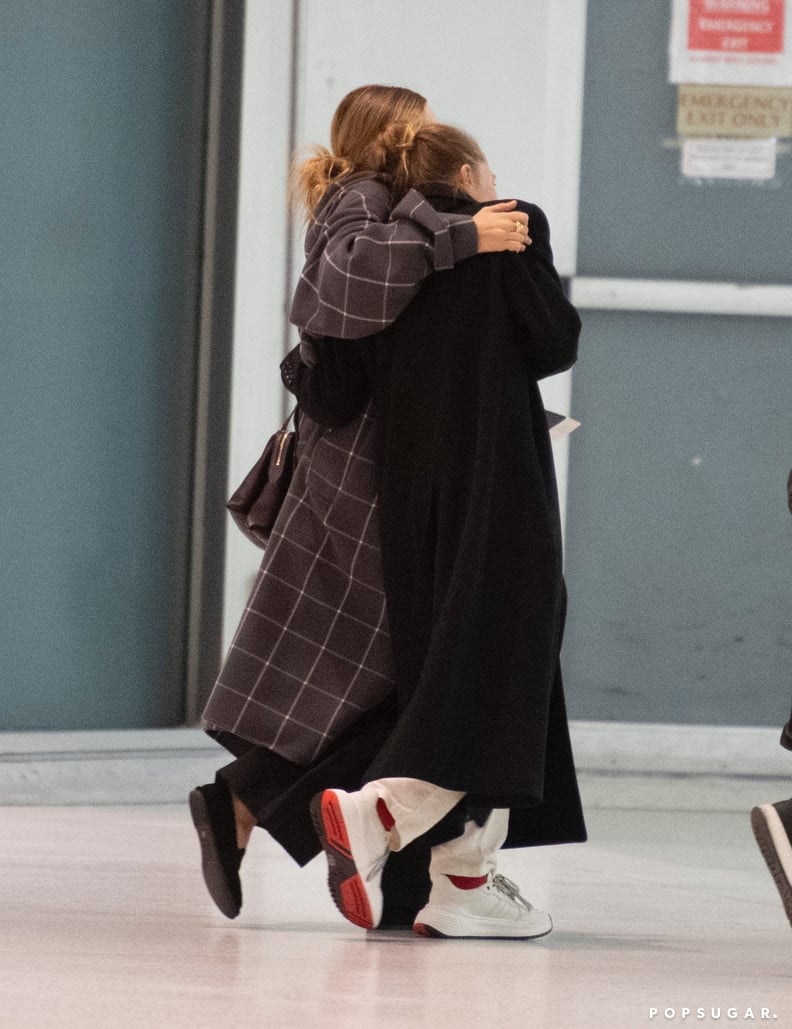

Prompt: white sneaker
[310,788,389,930]
[413,873,552,939]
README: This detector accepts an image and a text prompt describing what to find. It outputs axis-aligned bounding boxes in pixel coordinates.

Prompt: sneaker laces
[491,874,535,911]
[364,849,389,883]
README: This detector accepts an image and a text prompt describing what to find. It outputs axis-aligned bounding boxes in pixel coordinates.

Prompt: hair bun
[291,146,353,219]
[381,120,417,152]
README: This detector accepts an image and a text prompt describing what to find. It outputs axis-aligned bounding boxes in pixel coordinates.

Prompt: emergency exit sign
[687,0,785,55]
[677,83,792,134]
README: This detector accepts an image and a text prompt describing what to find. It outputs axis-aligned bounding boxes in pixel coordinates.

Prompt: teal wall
[1,2,210,728]
[575,2,792,284]
[563,1,792,726]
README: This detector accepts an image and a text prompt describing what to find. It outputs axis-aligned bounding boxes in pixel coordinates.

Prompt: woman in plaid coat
[190,86,530,925]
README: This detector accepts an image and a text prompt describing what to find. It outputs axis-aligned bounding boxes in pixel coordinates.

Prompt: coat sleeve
[500,202,581,380]
[289,179,478,341]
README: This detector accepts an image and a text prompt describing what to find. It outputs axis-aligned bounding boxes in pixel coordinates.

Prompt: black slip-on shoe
[189,780,245,919]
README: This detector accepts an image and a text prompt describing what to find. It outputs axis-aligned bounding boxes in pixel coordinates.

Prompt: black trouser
[210,698,467,925]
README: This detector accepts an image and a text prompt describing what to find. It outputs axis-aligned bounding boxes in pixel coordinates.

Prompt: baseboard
[0,722,789,810]
[0,729,220,806]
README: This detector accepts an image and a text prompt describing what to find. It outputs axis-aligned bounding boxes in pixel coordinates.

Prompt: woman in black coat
[310,123,586,939]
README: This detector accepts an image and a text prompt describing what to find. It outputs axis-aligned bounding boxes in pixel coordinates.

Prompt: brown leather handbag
[226,409,297,548]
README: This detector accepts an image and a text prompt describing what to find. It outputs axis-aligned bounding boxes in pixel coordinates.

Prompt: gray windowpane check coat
[203,176,475,762]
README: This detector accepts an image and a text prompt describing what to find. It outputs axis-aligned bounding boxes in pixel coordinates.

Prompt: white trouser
[360,777,509,878]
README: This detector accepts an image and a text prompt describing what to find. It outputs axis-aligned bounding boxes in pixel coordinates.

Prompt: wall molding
[1,723,788,811]
[571,277,792,317]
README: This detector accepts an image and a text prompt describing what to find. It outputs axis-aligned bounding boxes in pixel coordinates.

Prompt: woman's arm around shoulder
[289,176,479,341]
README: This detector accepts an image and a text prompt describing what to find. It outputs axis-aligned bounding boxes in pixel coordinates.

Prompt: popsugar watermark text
[649,1009,778,1022]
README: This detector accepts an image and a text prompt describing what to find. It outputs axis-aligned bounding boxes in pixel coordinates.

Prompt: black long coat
[349,188,587,847]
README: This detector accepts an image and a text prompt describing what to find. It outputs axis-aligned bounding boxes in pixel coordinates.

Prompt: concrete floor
[0,803,789,1028]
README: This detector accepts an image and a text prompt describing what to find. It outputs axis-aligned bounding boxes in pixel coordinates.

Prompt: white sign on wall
[669,0,792,85]
[681,135,778,176]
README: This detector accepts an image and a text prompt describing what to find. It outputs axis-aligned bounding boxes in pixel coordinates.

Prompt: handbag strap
[278,405,297,433]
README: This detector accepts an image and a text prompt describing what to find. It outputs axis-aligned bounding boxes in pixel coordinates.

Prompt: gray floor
[0,802,789,1028]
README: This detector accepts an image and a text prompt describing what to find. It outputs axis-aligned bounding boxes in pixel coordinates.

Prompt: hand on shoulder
[473,200,531,254]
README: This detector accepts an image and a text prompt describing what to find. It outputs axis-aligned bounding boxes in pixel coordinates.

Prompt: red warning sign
[687,0,785,55]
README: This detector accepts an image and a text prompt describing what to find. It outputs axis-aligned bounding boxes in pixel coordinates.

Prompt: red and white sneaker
[414,872,552,939]
[310,788,390,930]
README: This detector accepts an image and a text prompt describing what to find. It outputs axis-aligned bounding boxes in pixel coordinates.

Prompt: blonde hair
[365,122,486,199]
[292,84,428,217]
